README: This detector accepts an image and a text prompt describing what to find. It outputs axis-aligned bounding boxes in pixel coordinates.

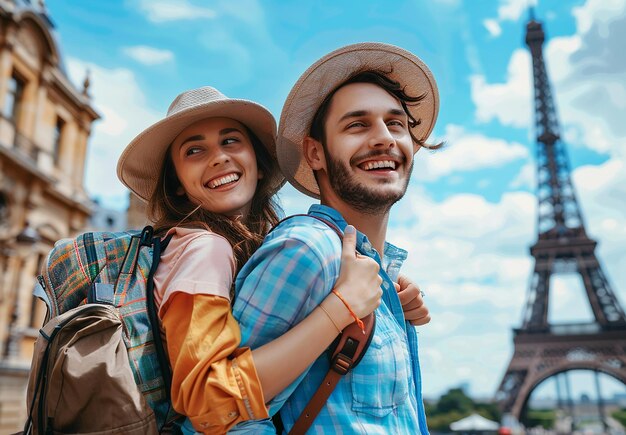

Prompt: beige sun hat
[117,86,281,202]
[277,42,439,199]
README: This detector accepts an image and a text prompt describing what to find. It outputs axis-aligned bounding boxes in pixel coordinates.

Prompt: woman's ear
[303,136,325,171]
[176,185,185,196]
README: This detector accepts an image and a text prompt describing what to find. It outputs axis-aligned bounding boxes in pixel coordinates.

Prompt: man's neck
[320,199,389,255]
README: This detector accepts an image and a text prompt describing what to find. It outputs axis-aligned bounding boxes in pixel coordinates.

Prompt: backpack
[24,226,179,434]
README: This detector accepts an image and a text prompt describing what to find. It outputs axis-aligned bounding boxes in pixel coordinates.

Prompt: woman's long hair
[148,127,282,283]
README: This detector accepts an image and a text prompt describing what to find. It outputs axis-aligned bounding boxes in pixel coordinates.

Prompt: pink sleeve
[154,230,235,318]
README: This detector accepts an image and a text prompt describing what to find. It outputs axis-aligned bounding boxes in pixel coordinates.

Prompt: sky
[45,0,626,400]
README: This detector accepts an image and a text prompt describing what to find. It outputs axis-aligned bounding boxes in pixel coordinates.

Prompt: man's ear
[303,136,326,171]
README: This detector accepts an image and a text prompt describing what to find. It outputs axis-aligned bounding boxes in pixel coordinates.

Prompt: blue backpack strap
[146,229,179,433]
[146,230,172,400]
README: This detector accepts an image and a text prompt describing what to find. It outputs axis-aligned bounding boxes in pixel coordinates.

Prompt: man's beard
[325,153,413,215]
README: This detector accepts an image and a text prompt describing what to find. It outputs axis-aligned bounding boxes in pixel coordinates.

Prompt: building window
[3,72,25,123]
[53,117,65,165]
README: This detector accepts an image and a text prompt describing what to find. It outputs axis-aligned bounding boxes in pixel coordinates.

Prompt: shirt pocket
[350,326,410,418]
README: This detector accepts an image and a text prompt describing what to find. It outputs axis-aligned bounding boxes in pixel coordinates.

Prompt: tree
[436,388,475,415]
[612,409,626,428]
[426,387,502,432]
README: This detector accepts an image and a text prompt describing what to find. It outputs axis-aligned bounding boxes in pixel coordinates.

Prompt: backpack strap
[289,313,375,434]
[273,214,377,434]
[145,228,177,433]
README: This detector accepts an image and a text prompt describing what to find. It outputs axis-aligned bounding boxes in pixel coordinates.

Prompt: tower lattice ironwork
[494,16,626,421]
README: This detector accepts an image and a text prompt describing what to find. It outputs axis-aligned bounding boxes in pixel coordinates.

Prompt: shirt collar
[308,204,408,264]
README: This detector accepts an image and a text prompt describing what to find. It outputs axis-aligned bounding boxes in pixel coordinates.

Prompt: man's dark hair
[309,69,441,149]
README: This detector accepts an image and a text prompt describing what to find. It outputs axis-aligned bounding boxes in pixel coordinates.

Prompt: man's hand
[395,275,430,326]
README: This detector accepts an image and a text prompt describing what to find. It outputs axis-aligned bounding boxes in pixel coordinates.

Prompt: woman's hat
[117,86,281,202]
[277,42,439,199]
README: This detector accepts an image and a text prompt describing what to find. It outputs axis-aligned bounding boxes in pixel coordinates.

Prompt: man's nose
[368,121,395,148]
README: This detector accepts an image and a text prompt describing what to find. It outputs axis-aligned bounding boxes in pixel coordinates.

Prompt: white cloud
[426,311,465,335]
[421,332,513,398]
[481,0,537,39]
[572,0,626,35]
[472,0,626,156]
[413,125,528,181]
[390,190,536,297]
[66,58,162,209]
[483,19,502,37]
[122,45,174,65]
[549,275,597,323]
[135,0,216,23]
[498,0,533,21]
[470,49,532,128]
[510,160,534,189]
[572,158,626,294]
[497,0,537,22]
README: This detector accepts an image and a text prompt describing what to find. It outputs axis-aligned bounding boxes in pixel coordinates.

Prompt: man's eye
[347,121,366,129]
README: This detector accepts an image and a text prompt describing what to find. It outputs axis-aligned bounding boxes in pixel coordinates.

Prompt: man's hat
[117,86,282,202]
[277,42,439,199]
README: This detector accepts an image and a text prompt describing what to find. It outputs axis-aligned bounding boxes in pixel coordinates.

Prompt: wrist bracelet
[331,289,366,334]
[319,304,342,333]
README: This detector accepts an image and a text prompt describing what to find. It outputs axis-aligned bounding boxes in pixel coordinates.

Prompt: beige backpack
[24,303,159,434]
[23,227,178,434]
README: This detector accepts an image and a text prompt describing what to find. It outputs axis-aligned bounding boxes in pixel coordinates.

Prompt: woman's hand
[321,225,382,330]
[395,275,430,326]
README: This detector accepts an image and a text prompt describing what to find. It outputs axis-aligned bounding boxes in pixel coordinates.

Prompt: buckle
[331,353,353,375]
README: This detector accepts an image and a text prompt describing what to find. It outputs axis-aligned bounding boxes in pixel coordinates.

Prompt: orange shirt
[154,227,269,433]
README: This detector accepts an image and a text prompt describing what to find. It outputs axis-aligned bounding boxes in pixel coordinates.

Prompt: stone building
[127,191,148,229]
[0,0,99,431]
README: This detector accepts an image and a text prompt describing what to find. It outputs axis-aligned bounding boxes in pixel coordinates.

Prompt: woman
[117,86,383,433]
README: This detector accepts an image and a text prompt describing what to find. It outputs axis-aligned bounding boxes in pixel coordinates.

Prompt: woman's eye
[185,147,202,156]
[222,137,239,145]
[388,120,404,127]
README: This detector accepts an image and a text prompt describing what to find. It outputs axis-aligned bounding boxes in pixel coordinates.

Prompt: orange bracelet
[331,289,366,334]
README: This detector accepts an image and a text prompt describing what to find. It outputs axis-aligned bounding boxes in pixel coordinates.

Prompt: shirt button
[228,411,239,418]
[200,422,208,428]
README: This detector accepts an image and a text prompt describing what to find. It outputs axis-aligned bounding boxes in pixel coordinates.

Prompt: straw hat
[277,42,439,199]
[117,86,281,202]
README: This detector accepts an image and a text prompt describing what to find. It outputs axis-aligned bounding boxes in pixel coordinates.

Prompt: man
[233,42,439,434]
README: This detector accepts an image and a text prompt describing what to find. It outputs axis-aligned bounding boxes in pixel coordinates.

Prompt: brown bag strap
[289,312,376,435]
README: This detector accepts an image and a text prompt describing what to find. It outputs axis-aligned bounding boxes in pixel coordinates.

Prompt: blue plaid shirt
[232,205,428,434]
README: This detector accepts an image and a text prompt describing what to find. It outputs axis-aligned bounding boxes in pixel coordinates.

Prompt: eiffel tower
[495,14,626,422]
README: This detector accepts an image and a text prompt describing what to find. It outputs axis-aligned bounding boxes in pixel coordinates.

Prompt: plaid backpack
[24,226,179,434]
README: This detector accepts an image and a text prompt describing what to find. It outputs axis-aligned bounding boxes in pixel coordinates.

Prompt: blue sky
[46,0,626,400]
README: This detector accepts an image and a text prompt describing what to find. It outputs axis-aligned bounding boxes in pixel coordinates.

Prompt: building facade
[0,1,99,431]
[127,191,148,229]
